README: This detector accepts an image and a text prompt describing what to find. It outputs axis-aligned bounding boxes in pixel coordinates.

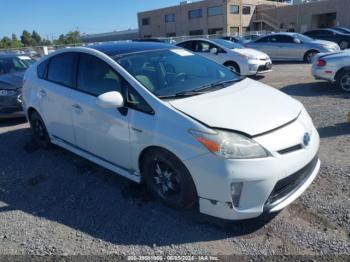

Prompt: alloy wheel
[340,72,350,92]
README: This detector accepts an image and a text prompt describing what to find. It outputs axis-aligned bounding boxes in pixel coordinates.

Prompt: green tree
[31,30,42,46]
[20,30,32,46]
[11,34,22,48]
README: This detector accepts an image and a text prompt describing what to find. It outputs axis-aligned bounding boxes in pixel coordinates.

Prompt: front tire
[29,111,52,149]
[224,61,240,74]
[304,50,319,63]
[141,149,197,209]
[336,70,350,92]
[339,40,349,50]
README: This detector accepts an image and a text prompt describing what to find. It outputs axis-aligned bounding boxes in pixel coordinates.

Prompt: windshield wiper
[193,78,244,92]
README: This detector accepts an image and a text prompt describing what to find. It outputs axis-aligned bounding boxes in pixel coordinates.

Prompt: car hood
[232,48,269,59]
[0,71,24,89]
[169,78,302,136]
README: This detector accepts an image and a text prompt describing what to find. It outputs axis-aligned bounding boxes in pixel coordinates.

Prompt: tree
[20,30,32,46]
[31,30,42,46]
[11,34,22,48]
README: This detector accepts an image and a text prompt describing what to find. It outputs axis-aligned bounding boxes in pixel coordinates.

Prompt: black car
[331,27,350,34]
[303,28,350,50]
[0,54,35,119]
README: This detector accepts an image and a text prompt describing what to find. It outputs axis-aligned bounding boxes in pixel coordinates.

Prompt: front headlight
[240,54,257,60]
[0,89,17,96]
[190,129,270,159]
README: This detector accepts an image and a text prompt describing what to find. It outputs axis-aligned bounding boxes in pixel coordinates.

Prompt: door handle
[72,104,83,113]
[39,90,47,97]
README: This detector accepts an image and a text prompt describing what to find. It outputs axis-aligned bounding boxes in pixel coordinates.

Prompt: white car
[312,50,350,92]
[176,38,272,76]
[22,42,320,221]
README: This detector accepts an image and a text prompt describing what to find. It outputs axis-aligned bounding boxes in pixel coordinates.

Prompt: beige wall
[138,0,285,38]
[260,0,350,32]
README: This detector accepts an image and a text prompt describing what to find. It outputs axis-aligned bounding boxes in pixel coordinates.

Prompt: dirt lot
[0,63,349,258]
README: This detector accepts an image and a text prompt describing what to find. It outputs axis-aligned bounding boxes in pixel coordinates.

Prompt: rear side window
[255,36,269,43]
[77,53,124,96]
[37,59,49,79]
[47,53,78,88]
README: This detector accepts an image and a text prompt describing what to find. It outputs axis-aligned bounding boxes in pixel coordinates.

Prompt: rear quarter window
[37,59,49,79]
[47,53,78,88]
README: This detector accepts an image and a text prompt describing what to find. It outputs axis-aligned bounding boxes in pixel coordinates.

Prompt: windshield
[212,39,243,49]
[0,56,35,75]
[116,49,240,98]
[294,34,313,43]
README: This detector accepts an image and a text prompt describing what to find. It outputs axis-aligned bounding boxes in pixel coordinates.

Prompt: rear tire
[29,111,52,149]
[224,61,240,74]
[141,148,197,209]
[336,70,350,92]
[304,50,319,63]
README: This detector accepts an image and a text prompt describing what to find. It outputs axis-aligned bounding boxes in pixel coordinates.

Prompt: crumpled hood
[0,71,24,89]
[169,78,302,136]
[233,48,269,59]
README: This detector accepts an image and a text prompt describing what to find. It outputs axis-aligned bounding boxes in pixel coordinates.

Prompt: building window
[242,27,250,33]
[142,18,150,26]
[207,6,223,16]
[165,14,175,23]
[189,29,203,36]
[208,28,223,35]
[242,6,251,15]
[188,9,202,19]
[230,5,239,14]
[166,32,176,37]
[230,27,239,34]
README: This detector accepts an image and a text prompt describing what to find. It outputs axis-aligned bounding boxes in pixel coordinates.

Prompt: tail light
[316,59,327,67]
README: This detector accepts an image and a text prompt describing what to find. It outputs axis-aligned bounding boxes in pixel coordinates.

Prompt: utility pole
[239,0,243,35]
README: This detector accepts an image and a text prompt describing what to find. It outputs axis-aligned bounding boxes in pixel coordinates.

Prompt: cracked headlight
[190,129,270,159]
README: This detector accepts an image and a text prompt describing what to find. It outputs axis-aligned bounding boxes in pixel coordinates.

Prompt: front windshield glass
[212,39,243,49]
[0,56,34,75]
[116,49,240,98]
[294,34,313,43]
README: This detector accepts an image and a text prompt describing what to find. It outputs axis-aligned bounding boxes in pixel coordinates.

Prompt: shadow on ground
[281,81,350,98]
[0,123,274,247]
[317,123,350,138]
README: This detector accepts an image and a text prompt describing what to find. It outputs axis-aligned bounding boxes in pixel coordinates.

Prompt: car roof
[88,42,176,57]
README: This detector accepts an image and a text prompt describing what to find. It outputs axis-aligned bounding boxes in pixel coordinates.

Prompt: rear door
[38,52,78,144]
[249,36,277,59]
[273,35,301,60]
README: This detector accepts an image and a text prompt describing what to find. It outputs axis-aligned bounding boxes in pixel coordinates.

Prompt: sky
[0,0,182,39]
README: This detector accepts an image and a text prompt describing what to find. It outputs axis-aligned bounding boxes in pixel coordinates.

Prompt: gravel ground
[0,62,349,258]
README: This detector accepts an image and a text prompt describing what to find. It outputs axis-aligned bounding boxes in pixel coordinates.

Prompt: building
[81,29,139,43]
[137,0,287,38]
[259,0,350,32]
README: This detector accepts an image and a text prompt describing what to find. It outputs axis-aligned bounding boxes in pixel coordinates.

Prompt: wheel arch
[335,66,350,81]
[223,60,240,73]
[303,49,320,61]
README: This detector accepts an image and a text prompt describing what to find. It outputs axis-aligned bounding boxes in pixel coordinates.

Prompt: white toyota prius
[22,42,320,221]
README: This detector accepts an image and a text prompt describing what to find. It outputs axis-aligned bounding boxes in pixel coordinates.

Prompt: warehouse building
[137,0,286,38]
[81,29,139,43]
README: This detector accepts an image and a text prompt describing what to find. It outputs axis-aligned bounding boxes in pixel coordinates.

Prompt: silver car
[247,33,340,63]
[312,50,350,92]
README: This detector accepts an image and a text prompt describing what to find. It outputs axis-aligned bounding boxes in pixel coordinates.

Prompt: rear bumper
[311,66,336,82]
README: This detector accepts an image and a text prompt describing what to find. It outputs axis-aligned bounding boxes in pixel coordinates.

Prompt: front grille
[265,155,318,208]
[257,63,272,72]
[278,144,303,155]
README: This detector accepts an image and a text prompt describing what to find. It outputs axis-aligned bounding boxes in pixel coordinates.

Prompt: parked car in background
[221,36,243,43]
[312,50,350,92]
[0,54,35,118]
[303,28,350,50]
[247,33,340,63]
[134,38,177,45]
[221,34,263,44]
[22,42,320,221]
[331,27,350,35]
[177,38,272,76]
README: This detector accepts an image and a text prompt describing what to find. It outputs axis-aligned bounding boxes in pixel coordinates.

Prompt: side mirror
[210,47,218,54]
[294,38,301,44]
[96,91,124,109]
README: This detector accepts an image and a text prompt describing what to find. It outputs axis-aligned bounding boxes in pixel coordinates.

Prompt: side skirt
[51,135,141,183]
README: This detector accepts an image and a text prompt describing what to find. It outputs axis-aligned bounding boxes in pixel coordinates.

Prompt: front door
[70,53,131,170]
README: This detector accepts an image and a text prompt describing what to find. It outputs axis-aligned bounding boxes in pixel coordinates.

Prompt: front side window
[230,5,239,14]
[116,49,240,99]
[165,14,175,23]
[188,9,202,19]
[177,41,195,51]
[242,5,251,15]
[77,53,123,96]
[47,53,78,88]
[208,6,223,16]
[274,35,294,43]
